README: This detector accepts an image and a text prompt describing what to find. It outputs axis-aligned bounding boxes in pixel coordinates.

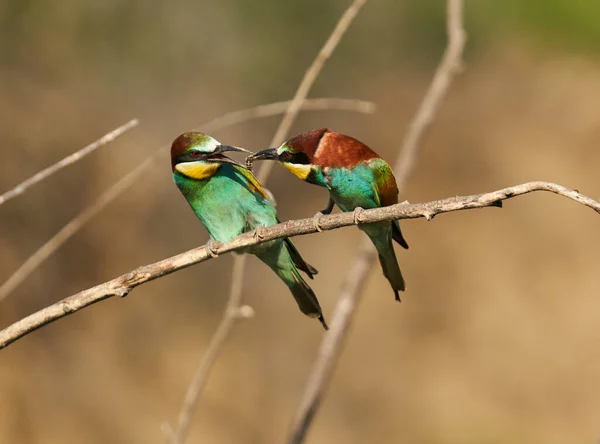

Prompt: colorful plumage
[249,128,408,300]
[171,132,327,329]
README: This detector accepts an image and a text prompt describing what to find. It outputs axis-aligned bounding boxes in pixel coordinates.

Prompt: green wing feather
[233,165,271,200]
[369,158,398,207]
[278,212,318,278]
[283,238,318,278]
[234,164,319,277]
[369,159,409,249]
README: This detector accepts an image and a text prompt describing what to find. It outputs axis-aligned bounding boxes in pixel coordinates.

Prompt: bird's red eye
[281,151,293,162]
[190,151,201,157]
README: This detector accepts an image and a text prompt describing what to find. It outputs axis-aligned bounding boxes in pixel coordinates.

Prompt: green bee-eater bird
[249,128,408,301]
[171,132,327,329]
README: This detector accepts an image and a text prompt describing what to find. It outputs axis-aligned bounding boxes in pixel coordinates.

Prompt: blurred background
[2,1,600,443]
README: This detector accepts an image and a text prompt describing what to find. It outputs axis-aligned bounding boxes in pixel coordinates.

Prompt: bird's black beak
[210,145,252,168]
[248,148,279,161]
[216,144,252,155]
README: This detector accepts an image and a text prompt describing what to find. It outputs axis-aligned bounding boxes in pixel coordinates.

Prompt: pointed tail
[285,269,328,330]
[256,241,328,330]
[392,220,409,249]
[366,227,405,301]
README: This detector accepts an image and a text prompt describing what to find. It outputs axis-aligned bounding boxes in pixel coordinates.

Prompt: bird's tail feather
[286,269,328,330]
[369,232,406,301]
[392,220,409,249]
[257,245,327,330]
[284,238,318,278]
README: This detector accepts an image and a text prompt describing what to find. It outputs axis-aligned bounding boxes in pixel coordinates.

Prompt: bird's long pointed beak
[248,148,279,161]
[211,144,253,168]
[217,144,252,155]
[212,154,246,168]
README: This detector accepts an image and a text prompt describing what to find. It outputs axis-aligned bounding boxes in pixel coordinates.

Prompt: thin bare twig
[0,119,139,206]
[1,181,599,350]
[168,1,370,441]
[0,98,374,303]
[0,156,153,303]
[288,1,466,442]
[167,256,253,444]
[257,0,368,184]
[394,0,465,190]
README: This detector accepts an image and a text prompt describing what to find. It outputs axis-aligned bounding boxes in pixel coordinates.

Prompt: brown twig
[256,0,369,184]
[287,1,466,442]
[201,98,374,134]
[0,98,374,303]
[167,1,369,441]
[394,0,466,190]
[1,181,599,350]
[166,256,254,444]
[0,119,139,206]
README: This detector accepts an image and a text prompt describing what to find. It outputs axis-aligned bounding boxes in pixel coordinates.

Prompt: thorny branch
[288,1,466,442]
[1,181,599,350]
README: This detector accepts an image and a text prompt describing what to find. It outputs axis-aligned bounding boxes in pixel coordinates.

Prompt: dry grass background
[2,1,600,443]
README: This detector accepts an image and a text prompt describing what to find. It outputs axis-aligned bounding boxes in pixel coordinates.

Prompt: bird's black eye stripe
[280,151,293,162]
[174,150,207,165]
[185,150,207,161]
[291,152,310,165]
[281,151,309,164]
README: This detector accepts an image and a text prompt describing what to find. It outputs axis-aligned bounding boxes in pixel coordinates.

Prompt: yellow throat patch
[283,162,311,180]
[175,162,220,180]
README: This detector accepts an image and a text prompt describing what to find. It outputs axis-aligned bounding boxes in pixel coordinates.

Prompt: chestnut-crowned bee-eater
[171,132,327,329]
[249,128,408,300]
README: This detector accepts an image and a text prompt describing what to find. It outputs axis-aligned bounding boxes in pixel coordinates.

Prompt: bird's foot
[254,224,267,240]
[353,207,365,225]
[205,239,222,258]
[319,200,334,215]
[313,212,325,232]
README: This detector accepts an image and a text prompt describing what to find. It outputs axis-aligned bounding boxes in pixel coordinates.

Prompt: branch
[394,0,466,190]
[1,181,599,350]
[0,98,374,303]
[288,1,467,442]
[257,0,368,183]
[167,0,369,441]
[164,256,254,444]
[0,119,139,206]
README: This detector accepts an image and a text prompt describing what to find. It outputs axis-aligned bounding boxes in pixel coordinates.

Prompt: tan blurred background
[2,1,600,443]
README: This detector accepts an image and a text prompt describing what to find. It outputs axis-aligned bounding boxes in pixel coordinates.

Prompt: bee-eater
[249,128,408,301]
[171,132,327,329]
